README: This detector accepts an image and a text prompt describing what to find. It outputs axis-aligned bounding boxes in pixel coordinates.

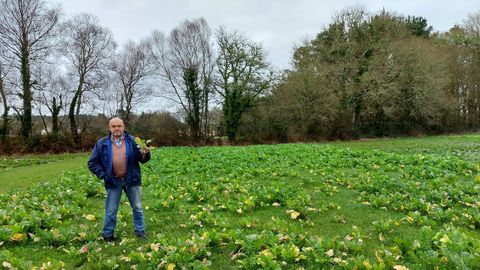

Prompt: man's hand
[141,148,150,159]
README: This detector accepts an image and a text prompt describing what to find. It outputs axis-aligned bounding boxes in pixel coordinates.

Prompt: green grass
[0,153,89,192]
[1,135,480,269]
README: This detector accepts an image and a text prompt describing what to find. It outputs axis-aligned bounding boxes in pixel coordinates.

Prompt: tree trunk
[184,67,202,143]
[224,90,243,143]
[124,89,133,126]
[0,75,9,141]
[69,78,83,145]
[51,96,61,137]
[203,84,209,141]
[21,44,32,139]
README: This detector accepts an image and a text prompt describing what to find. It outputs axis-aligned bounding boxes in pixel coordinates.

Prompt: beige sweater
[112,142,127,178]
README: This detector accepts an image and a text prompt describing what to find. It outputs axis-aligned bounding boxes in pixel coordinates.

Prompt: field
[0,153,89,193]
[1,135,479,269]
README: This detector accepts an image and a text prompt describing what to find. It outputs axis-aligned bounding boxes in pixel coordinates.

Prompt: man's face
[109,118,125,138]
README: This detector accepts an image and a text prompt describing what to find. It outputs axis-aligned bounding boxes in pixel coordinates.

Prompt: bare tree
[441,11,480,127]
[61,13,115,144]
[463,11,480,125]
[111,40,154,126]
[0,43,17,144]
[31,64,69,137]
[464,11,480,40]
[215,28,274,142]
[0,0,60,138]
[150,18,215,143]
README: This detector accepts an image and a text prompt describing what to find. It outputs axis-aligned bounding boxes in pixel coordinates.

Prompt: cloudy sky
[52,0,479,70]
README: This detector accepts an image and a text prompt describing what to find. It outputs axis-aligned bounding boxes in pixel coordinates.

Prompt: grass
[0,153,89,193]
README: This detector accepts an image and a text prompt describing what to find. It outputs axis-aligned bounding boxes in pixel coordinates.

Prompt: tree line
[257,8,480,141]
[0,0,478,153]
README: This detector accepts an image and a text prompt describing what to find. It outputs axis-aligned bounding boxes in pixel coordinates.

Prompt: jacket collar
[102,131,131,145]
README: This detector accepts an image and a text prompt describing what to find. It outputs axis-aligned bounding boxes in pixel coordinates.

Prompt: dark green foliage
[184,66,202,142]
[216,29,273,143]
[222,86,251,142]
[50,96,62,137]
[20,51,32,139]
[403,15,433,37]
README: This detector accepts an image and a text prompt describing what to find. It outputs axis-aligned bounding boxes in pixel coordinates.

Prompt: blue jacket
[87,131,151,189]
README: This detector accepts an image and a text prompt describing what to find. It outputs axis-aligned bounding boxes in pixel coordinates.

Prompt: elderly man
[88,117,151,241]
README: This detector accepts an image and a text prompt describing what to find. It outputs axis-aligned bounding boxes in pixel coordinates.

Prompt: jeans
[103,178,146,237]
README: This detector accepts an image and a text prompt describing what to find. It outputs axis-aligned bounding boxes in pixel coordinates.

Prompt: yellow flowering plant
[135,137,156,151]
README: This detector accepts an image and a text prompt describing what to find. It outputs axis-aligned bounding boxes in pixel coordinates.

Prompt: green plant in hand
[135,137,155,150]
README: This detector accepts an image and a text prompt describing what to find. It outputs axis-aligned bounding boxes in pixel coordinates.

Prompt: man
[88,117,151,241]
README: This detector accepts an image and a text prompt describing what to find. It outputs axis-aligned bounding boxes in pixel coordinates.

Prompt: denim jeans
[103,179,146,237]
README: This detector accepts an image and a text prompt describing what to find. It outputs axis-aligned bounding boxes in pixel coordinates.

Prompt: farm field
[1,135,479,269]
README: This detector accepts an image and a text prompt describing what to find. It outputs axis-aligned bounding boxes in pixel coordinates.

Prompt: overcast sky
[51,0,479,70]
